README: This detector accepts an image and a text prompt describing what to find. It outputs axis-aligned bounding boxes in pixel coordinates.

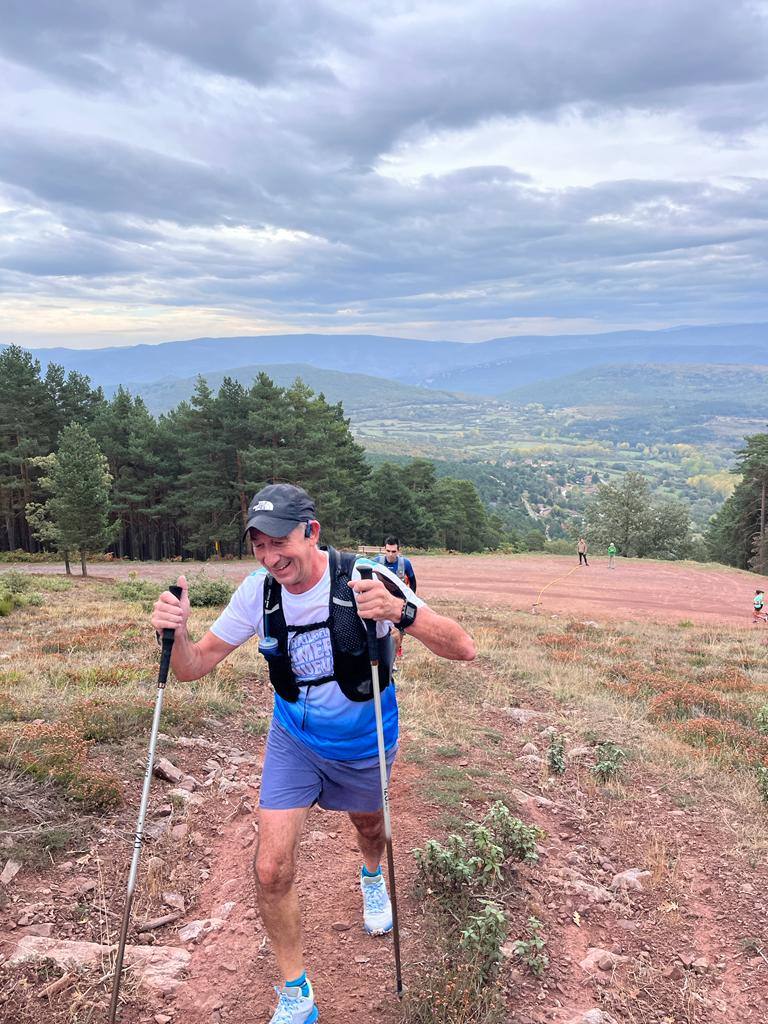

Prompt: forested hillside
[0,346,504,560]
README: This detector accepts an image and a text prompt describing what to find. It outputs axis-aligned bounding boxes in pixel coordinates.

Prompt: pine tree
[0,345,57,551]
[585,471,690,558]
[365,463,426,547]
[46,423,113,575]
[736,434,768,573]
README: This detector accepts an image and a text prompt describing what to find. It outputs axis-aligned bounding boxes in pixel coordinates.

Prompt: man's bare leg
[253,806,311,981]
[349,810,386,872]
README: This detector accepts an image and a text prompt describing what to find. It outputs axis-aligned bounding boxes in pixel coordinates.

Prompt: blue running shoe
[361,869,393,935]
[269,980,318,1024]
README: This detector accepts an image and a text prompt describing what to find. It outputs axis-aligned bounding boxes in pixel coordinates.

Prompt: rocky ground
[3,690,768,1024]
[2,565,768,1023]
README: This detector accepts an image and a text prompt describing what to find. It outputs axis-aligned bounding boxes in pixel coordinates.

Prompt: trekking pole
[108,584,183,1024]
[358,567,403,997]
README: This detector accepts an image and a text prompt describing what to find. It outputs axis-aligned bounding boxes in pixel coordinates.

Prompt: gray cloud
[0,0,766,343]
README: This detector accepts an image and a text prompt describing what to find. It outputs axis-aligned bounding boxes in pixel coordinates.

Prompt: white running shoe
[361,869,393,935]
[269,980,318,1024]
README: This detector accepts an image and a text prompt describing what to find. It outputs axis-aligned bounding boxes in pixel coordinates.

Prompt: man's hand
[151,575,190,635]
[348,576,403,623]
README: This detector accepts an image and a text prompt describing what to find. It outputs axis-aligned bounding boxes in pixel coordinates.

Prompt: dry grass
[0,573,245,860]
[395,602,768,857]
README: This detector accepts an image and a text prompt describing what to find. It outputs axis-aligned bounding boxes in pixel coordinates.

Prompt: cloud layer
[1,0,767,346]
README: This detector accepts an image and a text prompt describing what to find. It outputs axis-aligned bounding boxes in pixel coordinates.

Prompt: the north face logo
[252,500,274,511]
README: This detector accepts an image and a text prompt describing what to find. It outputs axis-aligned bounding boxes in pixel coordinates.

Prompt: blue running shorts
[259,719,397,812]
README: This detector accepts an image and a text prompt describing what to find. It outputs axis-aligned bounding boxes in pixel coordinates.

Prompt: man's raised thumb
[177,574,188,597]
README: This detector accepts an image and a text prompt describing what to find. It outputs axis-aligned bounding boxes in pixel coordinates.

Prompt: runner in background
[376,537,417,592]
[377,537,417,658]
[607,541,617,569]
[753,588,766,623]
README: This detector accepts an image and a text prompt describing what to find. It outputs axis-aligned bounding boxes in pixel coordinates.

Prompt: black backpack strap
[263,572,288,652]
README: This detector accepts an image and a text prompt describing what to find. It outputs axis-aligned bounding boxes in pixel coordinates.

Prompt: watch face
[400,601,417,629]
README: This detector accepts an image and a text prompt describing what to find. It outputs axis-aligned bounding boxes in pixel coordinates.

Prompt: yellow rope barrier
[531,564,582,614]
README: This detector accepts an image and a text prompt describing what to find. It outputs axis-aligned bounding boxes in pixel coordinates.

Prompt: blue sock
[362,864,382,878]
[286,972,310,997]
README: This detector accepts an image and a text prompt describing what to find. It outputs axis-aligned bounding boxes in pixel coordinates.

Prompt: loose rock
[611,868,651,892]
[153,758,184,784]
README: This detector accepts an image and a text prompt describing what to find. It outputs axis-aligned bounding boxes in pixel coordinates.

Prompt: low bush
[65,694,206,742]
[512,915,549,977]
[116,575,162,607]
[648,685,734,722]
[183,572,234,607]
[670,717,766,765]
[0,721,123,811]
[591,742,628,782]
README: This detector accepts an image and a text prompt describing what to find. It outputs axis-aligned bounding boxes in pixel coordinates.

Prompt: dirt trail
[108,697,768,1024]
[10,553,761,627]
[123,754,428,1024]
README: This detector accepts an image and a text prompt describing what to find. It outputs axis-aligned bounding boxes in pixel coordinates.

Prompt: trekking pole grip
[158,585,183,688]
[357,567,380,664]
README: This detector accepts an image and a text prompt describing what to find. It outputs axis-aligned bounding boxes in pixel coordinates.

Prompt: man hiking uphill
[377,537,417,659]
[376,536,417,592]
[150,484,476,1023]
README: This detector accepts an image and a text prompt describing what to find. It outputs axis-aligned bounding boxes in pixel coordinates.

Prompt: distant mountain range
[6,322,767,397]
[6,325,766,535]
[111,362,466,417]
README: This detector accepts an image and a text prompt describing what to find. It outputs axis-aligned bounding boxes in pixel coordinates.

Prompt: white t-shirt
[210,554,420,759]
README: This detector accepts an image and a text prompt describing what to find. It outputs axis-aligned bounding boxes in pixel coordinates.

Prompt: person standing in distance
[151,484,475,1024]
[578,537,589,566]
[607,541,617,569]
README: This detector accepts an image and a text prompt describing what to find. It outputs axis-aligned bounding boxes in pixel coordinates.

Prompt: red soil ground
[11,553,762,627]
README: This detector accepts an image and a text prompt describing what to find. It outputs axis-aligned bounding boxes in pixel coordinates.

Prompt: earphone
[304,521,312,538]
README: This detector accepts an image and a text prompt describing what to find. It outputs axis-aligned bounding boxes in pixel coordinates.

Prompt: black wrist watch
[396,600,418,631]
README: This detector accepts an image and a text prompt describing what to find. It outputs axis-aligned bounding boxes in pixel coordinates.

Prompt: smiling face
[250,521,324,593]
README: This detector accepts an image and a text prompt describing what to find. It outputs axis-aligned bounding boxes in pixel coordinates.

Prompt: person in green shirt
[607,542,617,569]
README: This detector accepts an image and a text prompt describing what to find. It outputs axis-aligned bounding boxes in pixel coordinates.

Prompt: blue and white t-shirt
[210,556,422,761]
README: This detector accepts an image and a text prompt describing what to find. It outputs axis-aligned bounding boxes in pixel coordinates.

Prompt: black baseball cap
[243,483,316,538]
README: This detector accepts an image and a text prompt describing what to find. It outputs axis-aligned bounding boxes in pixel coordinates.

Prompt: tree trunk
[80,550,87,577]
[4,510,16,552]
[64,550,72,575]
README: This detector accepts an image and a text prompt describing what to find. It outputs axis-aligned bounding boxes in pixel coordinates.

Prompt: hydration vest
[262,546,393,704]
[376,553,406,581]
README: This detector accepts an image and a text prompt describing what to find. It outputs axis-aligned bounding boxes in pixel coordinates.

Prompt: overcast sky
[1,0,767,348]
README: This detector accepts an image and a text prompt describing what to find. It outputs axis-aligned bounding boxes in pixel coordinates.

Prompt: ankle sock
[362,864,382,878]
[286,972,310,997]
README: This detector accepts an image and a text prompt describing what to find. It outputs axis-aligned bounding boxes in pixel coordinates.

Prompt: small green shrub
[756,766,768,804]
[31,576,74,592]
[184,572,234,607]
[414,834,476,895]
[459,900,507,983]
[591,742,628,782]
[0,571,32,594]
[756,705,768,736]
[465,825,505,886]
[116,574,162,606]
[547,734,566,775]
[512,916,549,977]
[483,801,543,863]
